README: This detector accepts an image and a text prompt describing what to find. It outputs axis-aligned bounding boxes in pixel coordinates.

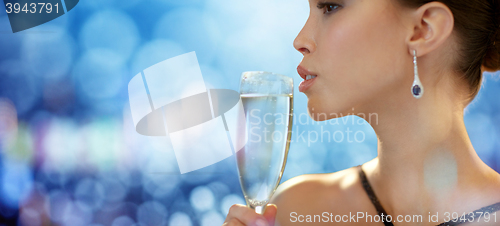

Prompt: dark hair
[396,0,500,102]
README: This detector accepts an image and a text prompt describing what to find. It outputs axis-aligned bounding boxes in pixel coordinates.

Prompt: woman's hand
[223,204,278,226]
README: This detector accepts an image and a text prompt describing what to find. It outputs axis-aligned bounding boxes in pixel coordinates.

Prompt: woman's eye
[317,2,341,14]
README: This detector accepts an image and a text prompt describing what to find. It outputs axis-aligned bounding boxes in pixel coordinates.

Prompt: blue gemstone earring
[412,50,424,99]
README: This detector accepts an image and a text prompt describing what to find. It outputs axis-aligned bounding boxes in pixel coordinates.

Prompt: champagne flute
[236,71,293,214]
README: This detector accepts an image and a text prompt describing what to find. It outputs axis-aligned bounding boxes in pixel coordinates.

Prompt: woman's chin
[306,100,348,122]
[307,106,333,122]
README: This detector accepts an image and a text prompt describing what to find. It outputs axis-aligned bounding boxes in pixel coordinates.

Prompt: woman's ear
[407,2,454,56]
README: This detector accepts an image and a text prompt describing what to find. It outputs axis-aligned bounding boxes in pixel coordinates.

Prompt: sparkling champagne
[237,93,293,209]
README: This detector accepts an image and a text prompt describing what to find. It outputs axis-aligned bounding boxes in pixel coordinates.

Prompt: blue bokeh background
[0,0,499,225]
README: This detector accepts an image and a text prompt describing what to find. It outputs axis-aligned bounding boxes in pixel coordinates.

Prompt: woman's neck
[361,72,500,217]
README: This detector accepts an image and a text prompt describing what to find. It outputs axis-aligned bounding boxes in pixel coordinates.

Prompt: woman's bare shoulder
[272,167,357,201]
[270,166,376,225]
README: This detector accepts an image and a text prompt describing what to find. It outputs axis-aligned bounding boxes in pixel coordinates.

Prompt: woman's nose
[293,20,316,55]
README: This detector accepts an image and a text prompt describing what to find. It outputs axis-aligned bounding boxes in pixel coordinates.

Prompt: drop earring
[412,50,424,99]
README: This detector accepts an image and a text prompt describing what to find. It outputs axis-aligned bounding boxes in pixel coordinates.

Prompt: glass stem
[252,205,267,215]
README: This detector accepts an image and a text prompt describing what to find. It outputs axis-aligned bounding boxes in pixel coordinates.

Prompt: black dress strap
[357,165,394,226]
[356,164,500,226]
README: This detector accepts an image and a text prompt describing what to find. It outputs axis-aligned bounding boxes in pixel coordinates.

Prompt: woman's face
[295,0,412,121]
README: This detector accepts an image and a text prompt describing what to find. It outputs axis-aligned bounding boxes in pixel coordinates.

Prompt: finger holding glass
[223,204,278,226]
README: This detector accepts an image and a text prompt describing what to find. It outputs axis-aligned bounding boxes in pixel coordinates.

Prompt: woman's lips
[297,65,317,93]
[299,77,317,92]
